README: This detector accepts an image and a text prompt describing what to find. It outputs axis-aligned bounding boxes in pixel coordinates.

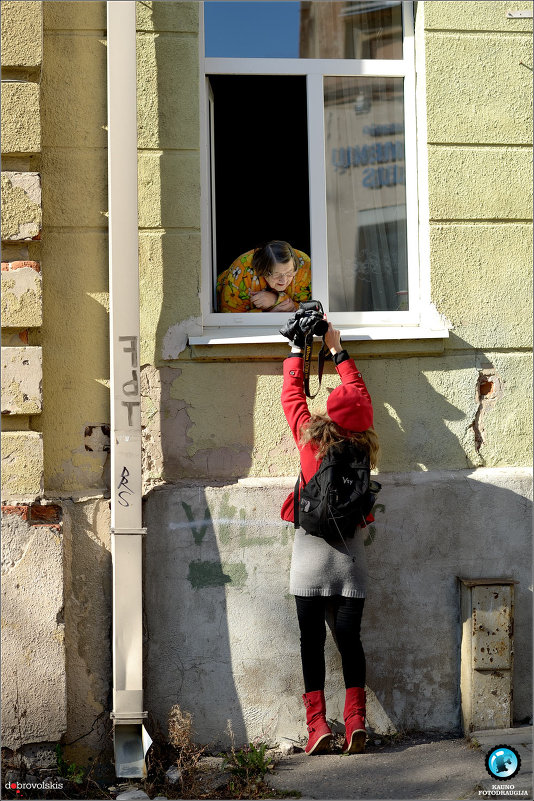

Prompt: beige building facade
[1,0,532,773]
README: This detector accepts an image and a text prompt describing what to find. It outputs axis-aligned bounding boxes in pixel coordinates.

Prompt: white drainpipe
[107,0,151,777]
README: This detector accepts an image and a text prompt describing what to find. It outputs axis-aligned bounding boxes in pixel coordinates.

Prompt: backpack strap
[293,470,304,529]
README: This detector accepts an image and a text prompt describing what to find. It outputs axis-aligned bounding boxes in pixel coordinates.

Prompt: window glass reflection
[205,1,403,59]
[324,76,408,312]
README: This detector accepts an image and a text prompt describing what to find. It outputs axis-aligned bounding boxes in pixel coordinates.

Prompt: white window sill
[189,324,449,346]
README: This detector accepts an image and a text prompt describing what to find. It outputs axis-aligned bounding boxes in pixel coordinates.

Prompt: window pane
[300,1,403,59]
[205,2,300,58]
[204,1,403,59]
[324,76,408,312]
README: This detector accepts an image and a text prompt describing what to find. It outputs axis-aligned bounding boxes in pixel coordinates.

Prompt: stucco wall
[40,1,110,496]
[138,0,533,746]
[1,0,532,766]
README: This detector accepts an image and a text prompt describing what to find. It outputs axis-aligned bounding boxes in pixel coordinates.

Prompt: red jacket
[280,353,374,523]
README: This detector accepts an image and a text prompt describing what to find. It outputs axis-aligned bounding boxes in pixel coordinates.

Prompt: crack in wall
[469,368,503,458]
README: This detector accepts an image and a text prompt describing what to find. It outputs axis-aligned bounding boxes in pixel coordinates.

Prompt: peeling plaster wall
[1,506,67,749]
[140,352,533,485]
[61,499,113,766]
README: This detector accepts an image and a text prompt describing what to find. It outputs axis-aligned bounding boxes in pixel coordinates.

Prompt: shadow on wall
[143,488,248,748]
[362,470,532,732]
[140,1,251,749]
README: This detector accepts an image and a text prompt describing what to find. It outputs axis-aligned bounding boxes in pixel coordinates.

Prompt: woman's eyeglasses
[268,270,296,280]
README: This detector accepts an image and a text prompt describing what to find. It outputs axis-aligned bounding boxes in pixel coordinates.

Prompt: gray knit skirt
[289,526,367,598]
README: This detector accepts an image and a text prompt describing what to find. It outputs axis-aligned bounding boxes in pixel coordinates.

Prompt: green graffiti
[364,503,385,547]
[237,507,276,547]
[221,561,248,589]
[364,526,376,547]
[218,493,238,545]
[187,560,247,589]
[217,495,276,547]
[181,502,212,545]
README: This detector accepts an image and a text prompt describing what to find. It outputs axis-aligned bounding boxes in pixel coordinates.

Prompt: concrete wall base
[143,467,532,747]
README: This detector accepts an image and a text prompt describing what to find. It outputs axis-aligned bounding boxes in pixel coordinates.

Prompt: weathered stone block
[1,347,42,415]
[1,504,66,747]
[1,261,42,327]
[0,431,43,501]
[0,82,41,154]
[1,0,42,68]
[0,172,41,240]
[428,146,533,220]
[137,34,199,150]
[424,1,534,33]
[426,33,533,145]
[138,153,200,229]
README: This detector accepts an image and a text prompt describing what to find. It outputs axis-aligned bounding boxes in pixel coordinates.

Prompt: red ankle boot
[302,691,332,755]
[342,687,366,754]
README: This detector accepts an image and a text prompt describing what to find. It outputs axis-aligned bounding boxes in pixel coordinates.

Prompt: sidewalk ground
[267,726,533,801]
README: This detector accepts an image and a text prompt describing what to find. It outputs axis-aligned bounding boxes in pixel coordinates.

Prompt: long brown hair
[300,414,379,468]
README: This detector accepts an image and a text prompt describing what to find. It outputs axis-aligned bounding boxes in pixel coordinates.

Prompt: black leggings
[295,595,366,693]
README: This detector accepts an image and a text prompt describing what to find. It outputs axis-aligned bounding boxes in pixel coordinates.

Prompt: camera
[279,299,328,343]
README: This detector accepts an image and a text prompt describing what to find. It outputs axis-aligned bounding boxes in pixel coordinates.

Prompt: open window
[194,1,449,343]
[207,74,310,312]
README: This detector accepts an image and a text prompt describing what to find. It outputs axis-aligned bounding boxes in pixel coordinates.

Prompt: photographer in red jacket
[281,320,379,756]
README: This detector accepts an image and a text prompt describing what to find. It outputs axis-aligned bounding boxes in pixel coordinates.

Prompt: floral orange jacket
[216,248,311,313]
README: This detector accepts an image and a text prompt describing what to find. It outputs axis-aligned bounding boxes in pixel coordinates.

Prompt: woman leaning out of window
[216,240,311,313]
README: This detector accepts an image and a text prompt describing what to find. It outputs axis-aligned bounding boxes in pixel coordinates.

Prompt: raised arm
[324,323,373,410]
[281,355,310,446]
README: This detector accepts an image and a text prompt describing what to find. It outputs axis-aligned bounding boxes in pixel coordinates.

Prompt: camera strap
[302,333,332,399]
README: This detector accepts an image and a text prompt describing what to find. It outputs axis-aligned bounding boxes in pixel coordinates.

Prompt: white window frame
[192,1,449,345]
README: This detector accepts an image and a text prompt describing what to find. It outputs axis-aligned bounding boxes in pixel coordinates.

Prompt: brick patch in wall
[0,505,29,521]
[1,260,40,272]
[1,504,62,528]
[3,331,29,346]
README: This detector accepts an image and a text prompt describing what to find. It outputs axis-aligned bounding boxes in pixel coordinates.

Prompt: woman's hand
[250,290,278,310]
[271,297,296,312]
[324,322,342,355]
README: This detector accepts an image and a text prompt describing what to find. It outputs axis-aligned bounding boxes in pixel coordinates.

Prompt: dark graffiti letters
[119,335,138,368]
[122,370,139,396]
[117,465,135,507]
[119,335,139,427]
[121,400,140,427]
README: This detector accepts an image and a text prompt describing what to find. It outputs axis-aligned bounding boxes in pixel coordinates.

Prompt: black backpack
[294,441,381,541]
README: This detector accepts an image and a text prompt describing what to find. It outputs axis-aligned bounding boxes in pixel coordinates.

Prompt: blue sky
[204,2,301,58]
